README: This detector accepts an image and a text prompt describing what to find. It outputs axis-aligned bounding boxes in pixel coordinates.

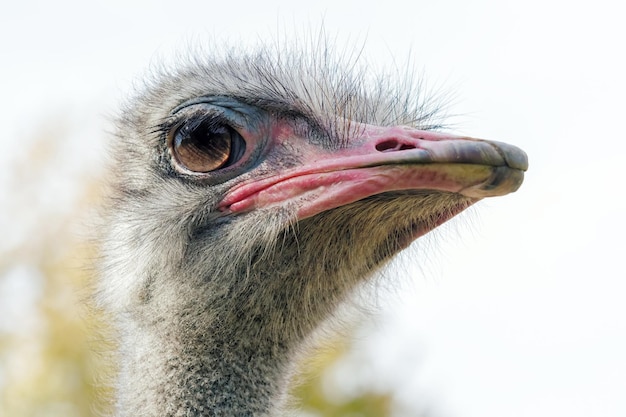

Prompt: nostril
[375,139,417,153]
[376,140,399,152]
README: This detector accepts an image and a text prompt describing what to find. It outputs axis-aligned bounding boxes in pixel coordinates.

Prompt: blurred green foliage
[293,343,393,417]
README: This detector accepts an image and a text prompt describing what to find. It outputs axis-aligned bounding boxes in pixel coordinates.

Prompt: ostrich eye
[170,117,246,173]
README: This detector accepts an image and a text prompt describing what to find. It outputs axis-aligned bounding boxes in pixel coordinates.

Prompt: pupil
[191,124,230,159]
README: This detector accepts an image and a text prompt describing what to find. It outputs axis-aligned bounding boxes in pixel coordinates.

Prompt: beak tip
[488,140,529,171]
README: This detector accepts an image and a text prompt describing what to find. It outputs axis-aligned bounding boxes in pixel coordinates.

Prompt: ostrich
[98,43,527,416]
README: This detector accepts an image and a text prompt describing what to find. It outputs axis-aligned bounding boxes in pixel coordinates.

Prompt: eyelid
[171,104,230,125]
[170,96,246,114]
[171,97,266,129]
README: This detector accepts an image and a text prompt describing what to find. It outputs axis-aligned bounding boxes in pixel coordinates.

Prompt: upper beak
[220,125,528,220]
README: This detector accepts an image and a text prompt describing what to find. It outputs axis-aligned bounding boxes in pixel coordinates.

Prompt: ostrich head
[99,43,527,416]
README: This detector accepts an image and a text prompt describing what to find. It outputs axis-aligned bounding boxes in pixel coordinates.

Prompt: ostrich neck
[111,213,371,416]
[112,254,331,417]
[116,306,294,417]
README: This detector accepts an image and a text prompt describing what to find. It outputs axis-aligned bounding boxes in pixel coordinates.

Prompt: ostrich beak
[220,126,528,221]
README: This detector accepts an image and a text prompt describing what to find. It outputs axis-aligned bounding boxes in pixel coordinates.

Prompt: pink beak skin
[219,124,528,227]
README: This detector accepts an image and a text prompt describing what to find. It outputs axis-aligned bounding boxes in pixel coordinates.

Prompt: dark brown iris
[170,119,244,173]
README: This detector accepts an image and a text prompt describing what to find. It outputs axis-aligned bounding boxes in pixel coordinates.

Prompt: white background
[1,1,624,416]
